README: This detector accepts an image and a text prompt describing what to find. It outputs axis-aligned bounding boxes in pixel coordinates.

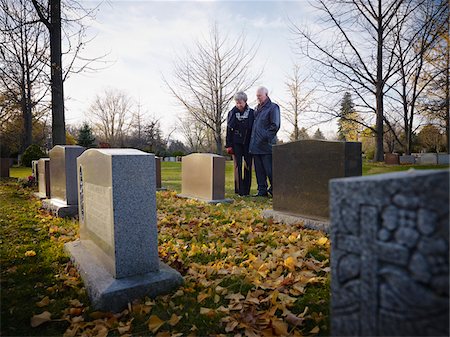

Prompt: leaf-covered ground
[0,180,330,336]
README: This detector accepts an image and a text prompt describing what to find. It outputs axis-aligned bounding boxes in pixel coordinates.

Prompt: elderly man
[249,86,280,197]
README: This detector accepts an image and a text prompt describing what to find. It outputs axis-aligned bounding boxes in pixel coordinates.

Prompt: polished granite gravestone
[37,158,50,199]
[178,153,231,203]
[437,154,450,165]
[399,155,415,165]
[0,158,10,177]
[155,156,166,191]
[42,145,85,217]
[420,153,438,165]
[65,149,182,312]
[31,160,39,179]
[262,140,361,231]
[330,169,449,336]
[384,153,399,165]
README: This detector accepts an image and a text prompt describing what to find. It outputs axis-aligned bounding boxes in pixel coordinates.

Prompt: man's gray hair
[257,86,269,96]
[234,91,248,102]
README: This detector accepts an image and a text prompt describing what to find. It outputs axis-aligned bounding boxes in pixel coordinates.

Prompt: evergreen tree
[313,128,326,140]
[290,127,310,141]
[77,122,96,148]
[337,92,360,141]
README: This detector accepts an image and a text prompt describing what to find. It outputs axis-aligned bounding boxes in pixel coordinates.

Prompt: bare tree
[386,0,448,154]
[30,0,105,146]
[89,89,133,147]
[165,24,261,154]
[291,0,419,161]
[281,64,315,141]
[178,115,209,153]
[0,0,50,151]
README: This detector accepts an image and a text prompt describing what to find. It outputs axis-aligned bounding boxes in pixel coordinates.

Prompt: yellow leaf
[148,315,165,333]
[317,237,328,245]
[197,292,209,303]
[199,307,215,316]
[117,324,131,334]
[310,326,320,334]
[271,319,289,336]
[36,296,50,307]
[284,256,296,271]
[168,313,181,326]
[25,250,36,257]
[30,311,51,327]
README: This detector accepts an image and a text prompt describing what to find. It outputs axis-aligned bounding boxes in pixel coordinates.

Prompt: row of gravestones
[32,141,449,336]
[385,152,450,165]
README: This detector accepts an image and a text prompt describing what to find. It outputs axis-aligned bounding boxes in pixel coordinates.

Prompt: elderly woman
[225,91,254,196]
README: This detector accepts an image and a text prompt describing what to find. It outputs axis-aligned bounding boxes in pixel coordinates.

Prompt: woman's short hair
[234,91,247,102]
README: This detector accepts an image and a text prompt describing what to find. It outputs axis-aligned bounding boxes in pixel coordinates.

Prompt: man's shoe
[252,193,268,197]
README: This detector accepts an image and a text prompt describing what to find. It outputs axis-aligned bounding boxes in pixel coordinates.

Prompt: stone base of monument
[33,192,46,199]
[262,209,329,233]
[65,240,183,312]
[177,194,233,204]
[42,198,78,217]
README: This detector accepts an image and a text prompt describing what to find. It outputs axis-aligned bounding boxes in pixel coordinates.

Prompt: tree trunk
[50,0,66,145]
[446,31,449,153]
[215,122,222,154]
[374,0,384,162]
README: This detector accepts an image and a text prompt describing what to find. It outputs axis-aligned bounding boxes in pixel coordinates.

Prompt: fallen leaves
[31,311,51,327]
[24,250,36,257]
[148,315,165,333]
[35,296,50,307]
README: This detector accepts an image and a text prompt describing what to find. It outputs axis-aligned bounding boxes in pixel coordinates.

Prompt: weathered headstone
[65,149,182,312]
[31,160,39,180]
[0,158,10,178]
[420,153,438,165]
[42,145,85,217]
[263,140,362,231]
[37,158,50,199]
[399,155,415,165]
[384,153,399,165]
[179,153,231,203]
[330,169,449,336]
[437,153,450,165]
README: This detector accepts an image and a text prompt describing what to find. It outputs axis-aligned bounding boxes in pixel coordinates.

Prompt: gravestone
[155,156,165,190]
[42,145,85,217]
[0,158,10,178]
[420,153,438,165]
[31,160,39,180]
[384,153,399,165]
[263,140,362,231]
[437,154,450,165]
[179,153,231,203]
[399,155,415,165]
[65,149,182,312]
[330,169,449,336]
[37,158,50,199]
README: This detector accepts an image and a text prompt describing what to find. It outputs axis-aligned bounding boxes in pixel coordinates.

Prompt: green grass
[362,161,449,175]
[10,166,32,179]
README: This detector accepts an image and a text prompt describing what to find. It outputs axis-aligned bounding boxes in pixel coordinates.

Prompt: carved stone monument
[155,156,165,190]
[42,145,85,217]
[0,158,10,178]
[31,160,39,180]
[330,169,449,336]
[399,155,415,165]
[179,153,231,203]
[384,153,399,165]
[65,149,182,312]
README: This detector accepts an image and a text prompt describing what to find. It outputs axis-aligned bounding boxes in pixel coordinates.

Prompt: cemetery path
[1,180,330,337]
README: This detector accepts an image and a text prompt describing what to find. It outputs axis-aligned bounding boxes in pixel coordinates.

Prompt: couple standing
[225,86,280,197]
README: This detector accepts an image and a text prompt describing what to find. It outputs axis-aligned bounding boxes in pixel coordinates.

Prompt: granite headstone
[179,153,230,203]
[0,158,10,178]
[420,153,438,165]
[399,155,415,165]
[330,169,449,336]
[384,153,400,165]
[264,140,361,230]
[37,158,50,199]
[65,149,182,312]
[31,160,39,180]
[437,154,450,165]
[42,145,85,217]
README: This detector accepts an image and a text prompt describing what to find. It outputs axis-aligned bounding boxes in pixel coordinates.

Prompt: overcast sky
[65,1,339,141]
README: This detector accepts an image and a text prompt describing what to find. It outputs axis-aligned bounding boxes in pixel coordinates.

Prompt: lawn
[3,159,448,336]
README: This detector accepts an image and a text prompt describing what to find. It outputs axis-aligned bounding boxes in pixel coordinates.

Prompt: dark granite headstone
[155,156,162,190]
[272,140,362,220]
[0,158,10,178]
[330,169,449,336]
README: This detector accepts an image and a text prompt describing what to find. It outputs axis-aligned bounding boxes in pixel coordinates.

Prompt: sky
[64,0,339,142]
